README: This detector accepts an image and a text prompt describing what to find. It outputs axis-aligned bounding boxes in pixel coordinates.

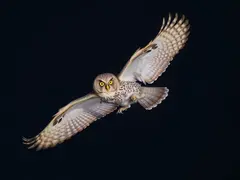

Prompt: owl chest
[114,82,141,106]
[101,82,141,106]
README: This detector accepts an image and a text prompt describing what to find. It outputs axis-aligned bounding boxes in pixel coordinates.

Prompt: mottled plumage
[101,81,141,106]
[23,13,190,150]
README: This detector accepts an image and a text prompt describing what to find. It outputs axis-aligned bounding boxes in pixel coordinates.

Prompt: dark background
[11,0,239,179]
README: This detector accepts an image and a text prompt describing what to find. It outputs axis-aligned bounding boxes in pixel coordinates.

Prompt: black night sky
[12,0,239,179]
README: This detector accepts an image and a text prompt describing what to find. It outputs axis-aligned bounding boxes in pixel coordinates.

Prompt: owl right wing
[118,13,190,84]
[23,93,117,150]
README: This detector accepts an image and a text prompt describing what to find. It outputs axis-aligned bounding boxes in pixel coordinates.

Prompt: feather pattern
[23,93,117,150]
[118,13,190,83]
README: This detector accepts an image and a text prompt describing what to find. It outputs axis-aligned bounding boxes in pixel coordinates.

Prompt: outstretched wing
[23,93,117,150]
[118,13,190,84]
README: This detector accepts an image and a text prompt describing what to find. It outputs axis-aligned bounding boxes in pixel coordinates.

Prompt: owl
[23,13,190,150]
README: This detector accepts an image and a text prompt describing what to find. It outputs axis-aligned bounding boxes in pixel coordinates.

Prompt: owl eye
[108,80,113,85]
[99,81,105,87]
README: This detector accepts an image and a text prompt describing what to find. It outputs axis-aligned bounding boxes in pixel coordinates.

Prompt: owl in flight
[23,13,190,150]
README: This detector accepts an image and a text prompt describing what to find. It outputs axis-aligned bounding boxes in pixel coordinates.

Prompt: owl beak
[105,85,110,91]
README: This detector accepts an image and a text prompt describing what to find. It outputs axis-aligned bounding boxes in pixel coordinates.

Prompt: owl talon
[131,95,138,103]
[117,105,130,114]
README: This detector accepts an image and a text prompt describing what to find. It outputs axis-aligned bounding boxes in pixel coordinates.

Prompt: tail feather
[138,87,169,110]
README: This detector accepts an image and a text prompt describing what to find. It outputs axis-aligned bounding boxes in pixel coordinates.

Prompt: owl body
[101,80,142,106]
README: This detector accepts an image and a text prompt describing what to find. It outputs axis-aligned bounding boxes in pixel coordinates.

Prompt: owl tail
[138,87,169,110]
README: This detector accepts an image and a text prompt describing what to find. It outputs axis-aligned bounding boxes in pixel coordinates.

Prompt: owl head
[93,73,120,96]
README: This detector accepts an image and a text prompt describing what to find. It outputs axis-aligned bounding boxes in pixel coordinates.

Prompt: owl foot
[117,105,130,114]
[130,95,138,103]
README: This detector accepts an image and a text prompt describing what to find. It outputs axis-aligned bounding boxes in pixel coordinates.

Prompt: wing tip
[22,135,38,149]
[23,135,58,151]
[159,13,189,33]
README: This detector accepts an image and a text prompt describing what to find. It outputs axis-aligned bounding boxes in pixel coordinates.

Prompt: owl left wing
[118,13,190,84]
[23,93,117,150]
